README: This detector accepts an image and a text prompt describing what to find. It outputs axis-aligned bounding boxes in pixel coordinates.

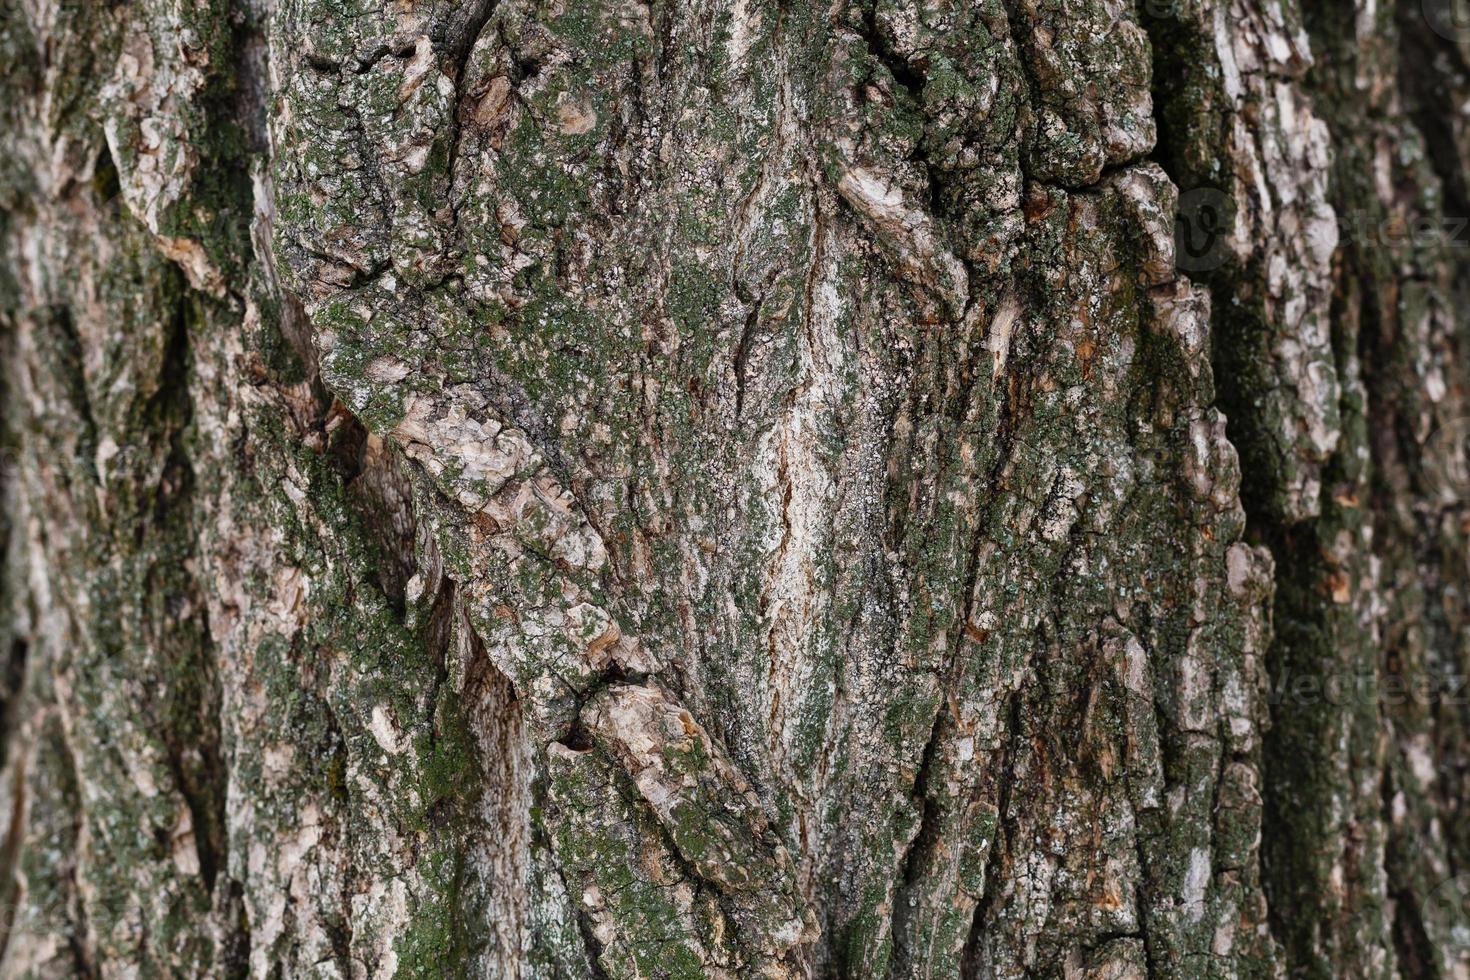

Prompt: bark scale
[1,0,1469,977]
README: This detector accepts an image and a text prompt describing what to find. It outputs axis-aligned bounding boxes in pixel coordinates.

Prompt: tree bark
[2,0,1470,976]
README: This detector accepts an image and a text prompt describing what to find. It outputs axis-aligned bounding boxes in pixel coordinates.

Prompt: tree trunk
[2,0,1470,976]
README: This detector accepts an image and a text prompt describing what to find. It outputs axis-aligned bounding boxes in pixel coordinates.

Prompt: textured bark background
[2,0,1470,976]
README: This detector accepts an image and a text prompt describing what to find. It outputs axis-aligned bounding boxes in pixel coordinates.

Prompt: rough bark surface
[2,0,1470,977]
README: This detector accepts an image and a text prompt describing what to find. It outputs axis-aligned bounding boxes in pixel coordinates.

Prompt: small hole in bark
[558,719,595,752]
